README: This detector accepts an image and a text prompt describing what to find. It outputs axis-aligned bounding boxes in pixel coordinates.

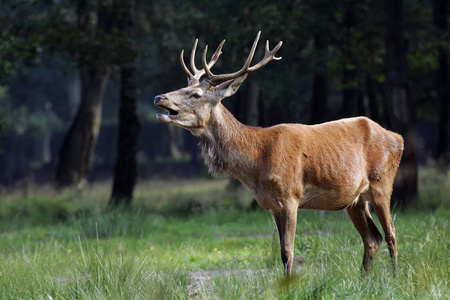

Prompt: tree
[385,0,418,207]
[55,0,115,189]
[433,0,450,168]
[309,33,329,125]
[0,1,40,84]
[110,0,140,206]
[341,1,364,118]
[305,0,340,125]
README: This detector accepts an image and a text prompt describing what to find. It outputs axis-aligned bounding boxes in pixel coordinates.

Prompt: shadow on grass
[277,275,337,299]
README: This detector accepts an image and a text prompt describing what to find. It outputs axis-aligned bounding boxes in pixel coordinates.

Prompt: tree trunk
[365,77,381,123]
[167,126,185,159]
[33,135,51,164]
[110,61,139,205]
[67,75,82,118]
[309,33,328,125]
[56,66,110,189]
[110,0,140,206]
[342,75,363,117]
[246,80,260,126]
[56,0,114,189]
[341,3,363,118]
[434,0,450,168]
[385,0,418,208]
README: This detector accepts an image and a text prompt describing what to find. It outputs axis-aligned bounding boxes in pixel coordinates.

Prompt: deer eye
[192,93,202,99]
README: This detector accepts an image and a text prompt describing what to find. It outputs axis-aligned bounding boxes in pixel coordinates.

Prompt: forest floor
[0,169,449,299]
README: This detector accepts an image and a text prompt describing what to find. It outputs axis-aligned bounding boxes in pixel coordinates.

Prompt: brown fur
[195,104,402,276]
[154,34,403,277]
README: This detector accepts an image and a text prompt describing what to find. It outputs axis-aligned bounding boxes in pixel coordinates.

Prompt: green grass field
[0,171,449,299]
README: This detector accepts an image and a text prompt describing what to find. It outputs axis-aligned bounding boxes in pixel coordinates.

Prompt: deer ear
[216,74,248,100]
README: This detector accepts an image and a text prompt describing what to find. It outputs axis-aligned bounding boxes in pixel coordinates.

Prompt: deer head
[154,31,282,135]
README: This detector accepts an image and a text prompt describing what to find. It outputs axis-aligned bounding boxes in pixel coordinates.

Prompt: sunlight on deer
[154,31,403,277]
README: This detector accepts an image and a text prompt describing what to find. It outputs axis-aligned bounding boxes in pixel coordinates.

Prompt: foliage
[1,102,63,137]
[0,1,43,82]
[418,167,450,209]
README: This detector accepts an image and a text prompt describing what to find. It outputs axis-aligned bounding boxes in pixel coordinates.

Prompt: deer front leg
[272,201,298,277]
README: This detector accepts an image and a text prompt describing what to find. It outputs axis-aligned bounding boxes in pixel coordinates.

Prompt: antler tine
[180,49,194,80]
[204,31,262,84]
[208,39,225,68]
[202,45,213,79]
[195,32,282,84]
[247,40,283,72]
[180,38,226,83]
[190,39,201,74]
[190,39,226,80]
[191,40,225,79]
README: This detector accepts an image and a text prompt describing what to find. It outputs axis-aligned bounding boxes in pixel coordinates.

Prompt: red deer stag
[154,32,403,277]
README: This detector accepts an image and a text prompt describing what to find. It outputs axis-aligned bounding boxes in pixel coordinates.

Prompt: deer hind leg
[347,196,383,274]
[370,194,398,271]
[272,201,298,277]
[366,173,398,272]
[272,211,283,246]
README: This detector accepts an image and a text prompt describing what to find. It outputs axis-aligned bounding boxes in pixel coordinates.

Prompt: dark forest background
[0,0,448,208]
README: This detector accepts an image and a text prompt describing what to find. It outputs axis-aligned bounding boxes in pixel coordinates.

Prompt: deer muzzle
[154,94,179,123]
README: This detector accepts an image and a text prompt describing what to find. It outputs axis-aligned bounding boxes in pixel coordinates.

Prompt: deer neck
[197,103,260,180]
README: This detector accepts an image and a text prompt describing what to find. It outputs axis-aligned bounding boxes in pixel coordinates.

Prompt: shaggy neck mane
[198,103,259,178]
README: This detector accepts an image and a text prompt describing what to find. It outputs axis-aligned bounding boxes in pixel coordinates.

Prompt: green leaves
[1,101,63,137]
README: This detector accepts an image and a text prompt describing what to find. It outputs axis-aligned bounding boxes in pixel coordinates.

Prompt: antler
[180,31,283,85]
[180,39,225,83]
[202,31,283,84]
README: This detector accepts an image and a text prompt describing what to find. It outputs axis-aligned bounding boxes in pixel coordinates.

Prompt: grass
[0,170,449,299]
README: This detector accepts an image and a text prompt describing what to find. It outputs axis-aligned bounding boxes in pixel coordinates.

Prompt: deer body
[155,32,402,276]
[198,103,402,212]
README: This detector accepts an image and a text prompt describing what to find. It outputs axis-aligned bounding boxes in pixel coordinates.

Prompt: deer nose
[154,95,167,105]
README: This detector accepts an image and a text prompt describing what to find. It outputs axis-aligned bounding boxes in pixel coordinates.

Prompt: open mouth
[156,103,179,116]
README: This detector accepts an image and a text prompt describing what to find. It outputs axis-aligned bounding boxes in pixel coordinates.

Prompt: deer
[154,31,404,277]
